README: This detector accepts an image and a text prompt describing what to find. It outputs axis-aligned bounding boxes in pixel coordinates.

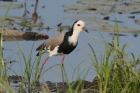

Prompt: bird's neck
[70,30,81,40]
[68,30,81,46]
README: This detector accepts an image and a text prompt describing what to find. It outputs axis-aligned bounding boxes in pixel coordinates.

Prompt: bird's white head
[72,20,88,33]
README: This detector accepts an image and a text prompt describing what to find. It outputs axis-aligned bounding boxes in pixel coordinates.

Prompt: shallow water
[1,0,140,83]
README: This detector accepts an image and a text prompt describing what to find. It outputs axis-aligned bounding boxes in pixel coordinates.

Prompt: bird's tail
[36,52,40,56]
[36,50,45,56]
[36,51,43,56]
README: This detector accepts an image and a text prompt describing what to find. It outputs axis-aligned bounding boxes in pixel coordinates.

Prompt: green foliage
[0,0,15,92]
[87,21,140,93]
[1,1,140,93]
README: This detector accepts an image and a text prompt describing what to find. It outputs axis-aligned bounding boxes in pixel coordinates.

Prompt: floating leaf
[0,16,27,21]
[63,4,112,15]
[0,4,23,9]
[20,21,43,28]
[131,31,140,37]
[134,19,140,25]
[64,16,102,22]
[63,4,111,10]
[89,21,110,27]
[90,24,140,33]
[112,3,140,13]
[133,0,140,3]
[63,0,140,15]
[109,33,127,36]
[0,29,49,41]
[77,0,123,5]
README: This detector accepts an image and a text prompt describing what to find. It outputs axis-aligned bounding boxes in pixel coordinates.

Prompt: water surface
[1,0,140,82]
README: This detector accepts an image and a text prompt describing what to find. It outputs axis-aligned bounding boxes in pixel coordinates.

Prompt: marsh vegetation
[0,0,140,93]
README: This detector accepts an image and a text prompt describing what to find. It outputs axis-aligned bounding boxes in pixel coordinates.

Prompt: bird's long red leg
[36,56,50,80]
[61,56,65,85]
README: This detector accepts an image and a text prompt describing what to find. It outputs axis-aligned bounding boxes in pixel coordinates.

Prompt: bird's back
[36,32,65,51]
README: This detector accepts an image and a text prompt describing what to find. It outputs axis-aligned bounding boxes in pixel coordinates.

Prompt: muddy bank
[9,75,99,93]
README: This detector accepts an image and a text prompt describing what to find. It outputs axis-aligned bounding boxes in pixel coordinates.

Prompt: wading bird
[36,20,88,82]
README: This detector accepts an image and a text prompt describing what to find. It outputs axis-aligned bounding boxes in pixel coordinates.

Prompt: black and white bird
[36,20,88,80]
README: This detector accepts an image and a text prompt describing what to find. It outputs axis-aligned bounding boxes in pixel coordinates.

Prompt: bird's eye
[77,24,80,26]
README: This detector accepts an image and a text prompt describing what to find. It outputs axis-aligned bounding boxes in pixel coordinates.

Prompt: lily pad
[133,0,140,3]
[0,29,49,41]
[90,24,140,33]
[131,31,140,37]
[112,3,140,13]
[134,19,140,25]
[20,21,43,28]
[63,4,112,15]
[89,21,140,33]
[77,0,123,6]
[89,21,110,27]
[109,33,127,36]
[0,4,23,9]
[64,16,102,22]
[0,16,27,21]
[63,4,111,10]
[63,0,140,15]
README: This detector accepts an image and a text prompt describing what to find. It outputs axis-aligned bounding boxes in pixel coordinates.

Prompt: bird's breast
[68,36,78,46]
[57,37,78,55]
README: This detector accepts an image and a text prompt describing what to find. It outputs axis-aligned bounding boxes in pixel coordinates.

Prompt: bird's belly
[49,46,65,56]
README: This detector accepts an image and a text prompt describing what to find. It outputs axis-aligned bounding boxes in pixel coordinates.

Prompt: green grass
[0,0,15,92]
[86,21,140,93]
[0,1,140,93]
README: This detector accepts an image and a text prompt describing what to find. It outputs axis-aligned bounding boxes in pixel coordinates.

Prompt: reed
[86,21,140,93]
[0,1,140,93]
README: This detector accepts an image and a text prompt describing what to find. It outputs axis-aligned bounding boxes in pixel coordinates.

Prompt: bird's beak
[82,27,88,33]
[85,29,88,33]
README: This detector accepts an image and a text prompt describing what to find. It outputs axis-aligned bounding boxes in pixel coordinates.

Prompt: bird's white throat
[68,30,81,46]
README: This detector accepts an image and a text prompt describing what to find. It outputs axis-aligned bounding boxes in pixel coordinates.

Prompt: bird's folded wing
[36,32,65,51]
